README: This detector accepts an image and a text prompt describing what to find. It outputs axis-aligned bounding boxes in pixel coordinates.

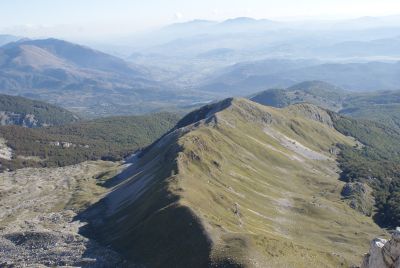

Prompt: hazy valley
[1,10,400,268]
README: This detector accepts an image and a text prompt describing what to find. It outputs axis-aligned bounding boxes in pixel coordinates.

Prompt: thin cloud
[174,12,184,20]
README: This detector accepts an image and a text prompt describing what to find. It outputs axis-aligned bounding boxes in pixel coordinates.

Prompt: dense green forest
[0,112,180,171]
[0,94,79,126]
[330,112,400,227]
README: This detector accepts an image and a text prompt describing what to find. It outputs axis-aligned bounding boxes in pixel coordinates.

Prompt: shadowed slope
[82,98,383,267]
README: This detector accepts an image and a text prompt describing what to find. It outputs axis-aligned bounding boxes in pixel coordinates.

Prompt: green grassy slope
[0,112,180,170]
[252,84,400,226]
[0,94,79,127]
[250,81,400,131]
[85,98,383,267]
[250,81,347,112]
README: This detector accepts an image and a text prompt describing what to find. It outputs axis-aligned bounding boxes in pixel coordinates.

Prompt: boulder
[361,228,400,268]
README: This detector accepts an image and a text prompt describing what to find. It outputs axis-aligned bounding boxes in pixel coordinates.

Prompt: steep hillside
[341,104,400,130]
[83,98,383,267]
[331,115,400,227]
[252,86,400,226]
[251,81,346,111]
[7,38,145,76]
[0,38,205,116]
[0,94,79,127]
[340,91,400,130]
[251,81,400,131]
[0,38,147,77]
[0,112,179,171]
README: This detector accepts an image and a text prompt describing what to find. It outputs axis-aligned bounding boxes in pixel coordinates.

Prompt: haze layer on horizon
[2,0,400,40]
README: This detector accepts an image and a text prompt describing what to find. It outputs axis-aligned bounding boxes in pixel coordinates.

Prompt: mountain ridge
[201,60,400,94]
[251,80,400,131]
[81,98,382,267]
[0,38,201,116]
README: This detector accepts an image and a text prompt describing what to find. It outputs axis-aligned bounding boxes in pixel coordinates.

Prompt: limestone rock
[361,228,400,268]
[341,182,374,216]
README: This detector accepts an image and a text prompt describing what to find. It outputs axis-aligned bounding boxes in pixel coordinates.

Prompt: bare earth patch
[263,127,329,161]
[0,138,12,160]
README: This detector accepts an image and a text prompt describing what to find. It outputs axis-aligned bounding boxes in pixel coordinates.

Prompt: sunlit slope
[90,98,382,267]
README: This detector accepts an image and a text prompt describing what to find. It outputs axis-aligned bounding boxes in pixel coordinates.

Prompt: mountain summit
[83,98,381,267]
[0,38,146,76]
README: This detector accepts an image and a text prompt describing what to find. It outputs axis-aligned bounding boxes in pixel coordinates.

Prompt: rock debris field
[0,161,130,267]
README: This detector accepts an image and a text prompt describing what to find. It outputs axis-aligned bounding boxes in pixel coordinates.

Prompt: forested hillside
[251,81,400,131]
[330,114,400,227]
[0,112,180,170]
[0,94,79,127]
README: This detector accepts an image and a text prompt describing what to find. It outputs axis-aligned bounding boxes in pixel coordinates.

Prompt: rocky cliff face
[0,111,40,127]
[361,228,400,268]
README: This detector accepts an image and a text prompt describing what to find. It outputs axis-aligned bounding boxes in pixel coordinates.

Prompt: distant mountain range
[0,38,210,117]
[200,59,400,94]
[3,17,400,115]
[121,15,400,64]
[0,34,20,47]
[116,16,400,94]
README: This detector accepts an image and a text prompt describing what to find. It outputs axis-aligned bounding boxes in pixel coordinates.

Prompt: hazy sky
[1,0,400,39]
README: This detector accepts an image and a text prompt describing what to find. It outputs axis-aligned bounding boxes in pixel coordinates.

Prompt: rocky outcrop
[341,182,374,216]
[49,141,90,149]
[285,103,334,127]
[0,138,12,160]
[361,228,400,268]
[0,111,40,127]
